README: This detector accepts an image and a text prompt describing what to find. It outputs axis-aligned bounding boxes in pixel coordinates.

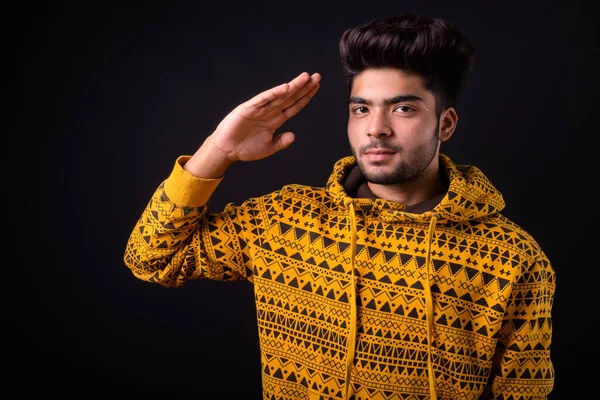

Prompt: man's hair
[339,13,476,117]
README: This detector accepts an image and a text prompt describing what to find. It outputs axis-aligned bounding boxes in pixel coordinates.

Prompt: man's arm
[481,250,556,399]
[123,72,321,285]
[123,157,281,285]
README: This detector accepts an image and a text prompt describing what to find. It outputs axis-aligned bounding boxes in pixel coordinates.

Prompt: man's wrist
[184,135,235,179]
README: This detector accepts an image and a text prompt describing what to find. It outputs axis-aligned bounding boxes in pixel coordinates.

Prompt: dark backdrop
[21,1,598,398]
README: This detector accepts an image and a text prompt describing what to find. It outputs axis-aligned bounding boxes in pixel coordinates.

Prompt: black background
[21,1,598,398]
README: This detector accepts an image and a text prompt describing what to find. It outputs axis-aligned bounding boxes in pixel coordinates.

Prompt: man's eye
[353,106,368,113]
[395,105,413,113]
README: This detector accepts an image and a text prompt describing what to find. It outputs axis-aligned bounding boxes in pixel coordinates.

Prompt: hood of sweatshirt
[326,153,506,222]
[323,153,506,399]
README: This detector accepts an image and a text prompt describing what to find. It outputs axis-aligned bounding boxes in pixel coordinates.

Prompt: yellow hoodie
[124,153,555,400]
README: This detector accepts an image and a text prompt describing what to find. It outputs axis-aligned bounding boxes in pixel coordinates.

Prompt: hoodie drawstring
[343,200,439,400]
[424,213,439,400]
[344,200,357,400]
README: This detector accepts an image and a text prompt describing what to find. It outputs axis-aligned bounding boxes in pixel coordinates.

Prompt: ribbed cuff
[163,155,223,207]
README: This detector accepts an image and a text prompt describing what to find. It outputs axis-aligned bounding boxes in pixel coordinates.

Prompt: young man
[124,13,555,400]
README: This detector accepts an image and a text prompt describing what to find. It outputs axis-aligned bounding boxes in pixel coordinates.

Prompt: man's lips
[364,149,396,155]
[363,148,396,162]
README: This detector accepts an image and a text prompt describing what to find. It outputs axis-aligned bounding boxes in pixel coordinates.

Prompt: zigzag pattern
[124,154,555,399]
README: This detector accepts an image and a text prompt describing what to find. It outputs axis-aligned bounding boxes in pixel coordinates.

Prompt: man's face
[347,68,440,185]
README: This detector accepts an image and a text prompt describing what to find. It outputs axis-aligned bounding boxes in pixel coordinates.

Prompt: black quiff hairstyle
[339,13,476,117]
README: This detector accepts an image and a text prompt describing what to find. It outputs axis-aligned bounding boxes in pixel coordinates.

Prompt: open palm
[211,72,321,162]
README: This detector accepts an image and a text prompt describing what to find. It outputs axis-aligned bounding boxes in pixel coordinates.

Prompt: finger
[248,72,310,109]
[282,82,320,119]
[278,73,321,110]
[248,82,292,109]
[273,131,295,153]
[266,72,313,108]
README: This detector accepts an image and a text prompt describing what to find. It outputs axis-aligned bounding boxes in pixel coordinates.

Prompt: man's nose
[366,110,392,138]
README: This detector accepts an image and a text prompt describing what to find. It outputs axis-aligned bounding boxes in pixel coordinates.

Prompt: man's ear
[439,107,458,142]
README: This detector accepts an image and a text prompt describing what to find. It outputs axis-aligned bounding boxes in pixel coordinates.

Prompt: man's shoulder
[276,183,332,201]
[477,213,546,259]
[254,183,335,206]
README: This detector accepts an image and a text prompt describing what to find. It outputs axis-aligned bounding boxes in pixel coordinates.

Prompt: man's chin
[361,167,398,184]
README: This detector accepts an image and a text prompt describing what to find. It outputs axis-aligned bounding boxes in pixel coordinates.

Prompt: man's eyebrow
[348,94,425,105]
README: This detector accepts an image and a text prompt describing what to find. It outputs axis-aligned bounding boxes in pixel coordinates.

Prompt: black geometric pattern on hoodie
[124,153,555,400]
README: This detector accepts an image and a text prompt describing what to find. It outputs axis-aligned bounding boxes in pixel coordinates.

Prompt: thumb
[273,131,295,153]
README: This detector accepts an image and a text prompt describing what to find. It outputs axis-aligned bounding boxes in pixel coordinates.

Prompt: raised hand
[184,72,321,178]
[210,71,321,162]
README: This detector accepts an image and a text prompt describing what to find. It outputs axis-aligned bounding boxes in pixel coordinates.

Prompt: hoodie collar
[342,161,449,214]
[326,153,506,223]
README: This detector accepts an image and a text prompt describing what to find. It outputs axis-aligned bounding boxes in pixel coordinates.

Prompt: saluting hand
[209,72,321,162]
